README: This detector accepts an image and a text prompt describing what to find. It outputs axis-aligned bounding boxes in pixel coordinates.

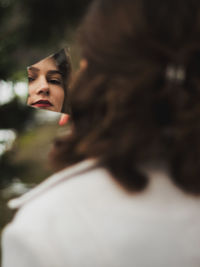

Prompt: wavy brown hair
[53,48,72,114]
[51,0,200,194]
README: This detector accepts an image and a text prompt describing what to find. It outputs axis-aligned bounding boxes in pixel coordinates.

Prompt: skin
[27,56,65,112]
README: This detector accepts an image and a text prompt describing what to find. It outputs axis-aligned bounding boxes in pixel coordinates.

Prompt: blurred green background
[0,0,93,261]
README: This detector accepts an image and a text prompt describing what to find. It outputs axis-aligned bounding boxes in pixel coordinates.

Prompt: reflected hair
[53,48,71,114]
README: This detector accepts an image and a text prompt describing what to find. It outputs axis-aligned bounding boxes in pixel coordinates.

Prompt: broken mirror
[27,48,71,114]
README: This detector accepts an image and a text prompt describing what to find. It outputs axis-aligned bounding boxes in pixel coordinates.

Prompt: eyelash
[28,77,35,83]
[28,77,62,85]
[49,79,62,85]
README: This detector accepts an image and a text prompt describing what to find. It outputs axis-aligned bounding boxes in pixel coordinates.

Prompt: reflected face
[27,57,65,112]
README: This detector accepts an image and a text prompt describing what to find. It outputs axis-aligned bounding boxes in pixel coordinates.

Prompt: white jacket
[2,159,200,267]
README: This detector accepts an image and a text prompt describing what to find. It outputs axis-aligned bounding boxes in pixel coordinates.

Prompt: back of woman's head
[52,0,200,194]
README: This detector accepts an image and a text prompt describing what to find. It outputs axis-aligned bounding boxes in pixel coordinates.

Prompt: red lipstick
[31,100,53,108]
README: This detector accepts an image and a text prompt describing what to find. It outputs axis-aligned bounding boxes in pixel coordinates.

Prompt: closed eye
[28,77,35,83]
[49,79,62,85]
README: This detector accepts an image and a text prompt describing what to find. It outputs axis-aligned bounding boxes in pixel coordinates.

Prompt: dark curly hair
[51,0,200,194]
[53,48,72,114]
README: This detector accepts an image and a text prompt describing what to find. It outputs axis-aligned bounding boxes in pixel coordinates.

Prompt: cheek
[28,82,37,95]
[52,86,65,103]
[27,85,35,103]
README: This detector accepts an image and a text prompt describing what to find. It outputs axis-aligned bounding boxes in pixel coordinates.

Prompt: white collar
[8,159,97,210]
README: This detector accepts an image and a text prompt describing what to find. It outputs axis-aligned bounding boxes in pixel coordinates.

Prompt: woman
[27,48,71,114]
[2,0,200,266]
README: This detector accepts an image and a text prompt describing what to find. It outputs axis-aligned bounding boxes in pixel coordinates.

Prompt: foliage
[0,97,35,131]
[0,0,92,81]
[0,0,92,236]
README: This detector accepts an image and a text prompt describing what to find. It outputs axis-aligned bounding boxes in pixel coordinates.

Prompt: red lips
[31,100,53,108]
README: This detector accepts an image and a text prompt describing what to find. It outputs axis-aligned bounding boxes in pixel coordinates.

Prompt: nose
[35,77,50,96]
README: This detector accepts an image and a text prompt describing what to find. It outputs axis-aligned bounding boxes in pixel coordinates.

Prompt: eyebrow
[47,70,62,76]
[27,66,39,72]
[27,67,62,76]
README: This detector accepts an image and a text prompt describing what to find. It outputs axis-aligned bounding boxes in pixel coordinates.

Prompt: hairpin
[165,65,186,84]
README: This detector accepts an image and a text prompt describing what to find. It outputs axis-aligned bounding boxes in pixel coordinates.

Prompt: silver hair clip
[165,65,186,84]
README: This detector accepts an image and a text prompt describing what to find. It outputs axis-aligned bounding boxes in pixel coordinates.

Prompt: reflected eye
[49,79,62,85]
[28,77,35,83]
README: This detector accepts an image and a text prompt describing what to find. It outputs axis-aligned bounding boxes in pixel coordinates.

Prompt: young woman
[2,0,200,266]
[27,49,71,114]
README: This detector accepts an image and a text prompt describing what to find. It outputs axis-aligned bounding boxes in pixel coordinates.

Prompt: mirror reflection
[27,48,71,114]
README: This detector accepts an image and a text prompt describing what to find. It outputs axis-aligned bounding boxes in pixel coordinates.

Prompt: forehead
[28,56,58,72]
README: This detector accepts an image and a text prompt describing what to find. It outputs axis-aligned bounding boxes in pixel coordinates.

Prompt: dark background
[0,0,93,254]
[0,0,92,80]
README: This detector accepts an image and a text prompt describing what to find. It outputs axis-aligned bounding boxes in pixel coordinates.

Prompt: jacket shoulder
[8,159,98,210]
